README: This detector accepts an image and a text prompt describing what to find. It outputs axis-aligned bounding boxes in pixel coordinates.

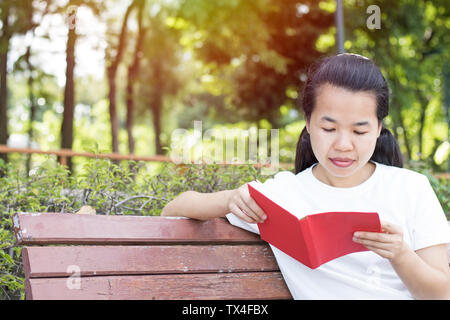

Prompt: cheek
[311,132,378,152]
[309,132,332,153]
[361,132,379,144]
[357,135,379,152]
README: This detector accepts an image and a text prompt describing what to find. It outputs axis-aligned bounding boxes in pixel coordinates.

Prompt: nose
[334,131,354,151]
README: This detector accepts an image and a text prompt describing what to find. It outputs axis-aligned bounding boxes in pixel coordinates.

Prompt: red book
[248,181,382,269]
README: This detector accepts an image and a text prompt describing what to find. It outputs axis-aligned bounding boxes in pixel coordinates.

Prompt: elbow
[441,270,450,300]
[443,276,450,300]
[161,200,177,217]
[161,191,195,217]
[161,198,176,217]
[418,271,450,300]
[435,286,450,300]
[160,206,170,217]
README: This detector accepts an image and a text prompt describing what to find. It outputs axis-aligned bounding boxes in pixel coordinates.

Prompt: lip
[330,157,354,162]
[330,158,354,168]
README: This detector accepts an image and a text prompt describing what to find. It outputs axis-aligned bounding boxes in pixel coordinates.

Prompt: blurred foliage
[407,159,450,218]
[2,0,449,171]
[343,0,450,166]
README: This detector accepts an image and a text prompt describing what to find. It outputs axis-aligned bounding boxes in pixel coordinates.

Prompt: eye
[322,128,367,135]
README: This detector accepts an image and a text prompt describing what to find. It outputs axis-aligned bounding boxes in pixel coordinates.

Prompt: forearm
[391,248,450,300]
[161,190,234,221]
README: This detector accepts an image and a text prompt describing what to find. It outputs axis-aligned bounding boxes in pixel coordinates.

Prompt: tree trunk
[149,61,164,156]
[0,49,8,168]
[107,70,119,153]
[151,91,163,155]
[60,15,77,172]
[107,1,136,154]
[415,89,429,159]
[391,79,411,162]
[398,109,411,162]
[25,46,36,174]
[126,0,146,155]
[441,61,449,172]
[0,5,10,171]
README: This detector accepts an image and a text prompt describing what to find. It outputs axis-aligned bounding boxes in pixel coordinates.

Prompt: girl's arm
[161,189,234,221]
[161,183,267,223]
[392,244,450,300]
[353,221,450,299]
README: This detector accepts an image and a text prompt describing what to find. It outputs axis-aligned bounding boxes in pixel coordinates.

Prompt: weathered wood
[13,213,262,245]
[23,244,279,278]
[26,272,291,300]
[14,213,450,300]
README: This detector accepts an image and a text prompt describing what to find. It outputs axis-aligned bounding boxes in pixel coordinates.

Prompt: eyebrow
[320,116,370,127]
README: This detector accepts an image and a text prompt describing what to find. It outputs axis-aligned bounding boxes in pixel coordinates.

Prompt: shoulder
[273,170,297,180]
[376,162,430,189]
[261,170,297,187]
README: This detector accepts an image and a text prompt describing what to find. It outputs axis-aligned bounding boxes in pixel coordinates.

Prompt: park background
[0,0,449,299]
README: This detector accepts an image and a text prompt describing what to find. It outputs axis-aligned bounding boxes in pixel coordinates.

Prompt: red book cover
[248,182,382,269]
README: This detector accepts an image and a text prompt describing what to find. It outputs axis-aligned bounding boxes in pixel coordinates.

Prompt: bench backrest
[13,213,291,300]
[13,213,450,300]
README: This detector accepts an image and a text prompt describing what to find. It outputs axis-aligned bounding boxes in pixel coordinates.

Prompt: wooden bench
[12,212,291,300]
[12,212,450,300]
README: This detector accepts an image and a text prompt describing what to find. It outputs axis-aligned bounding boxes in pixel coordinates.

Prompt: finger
[229,203,258,224]
[243,198,267,221]
[230,204,253,223]
[237,186,266,222]
[353,236,392,250]
[363,245,394,260]
[354,231,397,243]
[239,185,267,221]
[235,197,263,223]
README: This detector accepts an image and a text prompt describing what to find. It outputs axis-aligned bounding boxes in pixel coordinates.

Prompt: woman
[162,53,450,299]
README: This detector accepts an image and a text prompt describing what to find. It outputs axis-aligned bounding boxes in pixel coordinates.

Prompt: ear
[377,122,382,138]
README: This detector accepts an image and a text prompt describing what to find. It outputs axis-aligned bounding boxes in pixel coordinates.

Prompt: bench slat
[13,213,261,245]
[23,244,279,278]
[26,272,292,300]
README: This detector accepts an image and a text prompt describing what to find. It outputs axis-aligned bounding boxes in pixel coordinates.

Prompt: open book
[248,180,381,269]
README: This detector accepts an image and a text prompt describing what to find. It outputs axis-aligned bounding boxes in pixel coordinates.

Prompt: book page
[249,180,307,220]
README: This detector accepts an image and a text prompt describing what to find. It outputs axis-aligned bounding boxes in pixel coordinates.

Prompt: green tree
[0,1,35,171]
[344,0,450,170]
[176,0,334,128]
[126,0,146,155]
[58,0,103,172]
[137,6,184,155]
[105,0,138,155]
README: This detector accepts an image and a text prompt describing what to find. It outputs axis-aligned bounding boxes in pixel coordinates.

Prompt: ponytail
[295,127,317,174]
[370,126,403,168]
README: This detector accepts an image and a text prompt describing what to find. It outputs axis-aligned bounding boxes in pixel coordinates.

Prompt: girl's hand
[227,183,267,224]
[352,221,411,264]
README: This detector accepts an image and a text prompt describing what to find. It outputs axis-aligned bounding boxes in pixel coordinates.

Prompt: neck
[312,161,375,188]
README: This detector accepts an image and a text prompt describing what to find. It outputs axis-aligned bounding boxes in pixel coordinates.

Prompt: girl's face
[305,83,382,186]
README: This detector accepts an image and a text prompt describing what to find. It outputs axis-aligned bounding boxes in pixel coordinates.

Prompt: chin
[324,158,360,176]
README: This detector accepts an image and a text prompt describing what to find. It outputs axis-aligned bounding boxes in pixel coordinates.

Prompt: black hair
[295,53,403,174]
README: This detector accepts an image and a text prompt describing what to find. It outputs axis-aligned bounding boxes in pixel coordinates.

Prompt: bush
[407,160,449,219]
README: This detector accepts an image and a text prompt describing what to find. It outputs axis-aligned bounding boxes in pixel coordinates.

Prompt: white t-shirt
[226,161,450,299]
